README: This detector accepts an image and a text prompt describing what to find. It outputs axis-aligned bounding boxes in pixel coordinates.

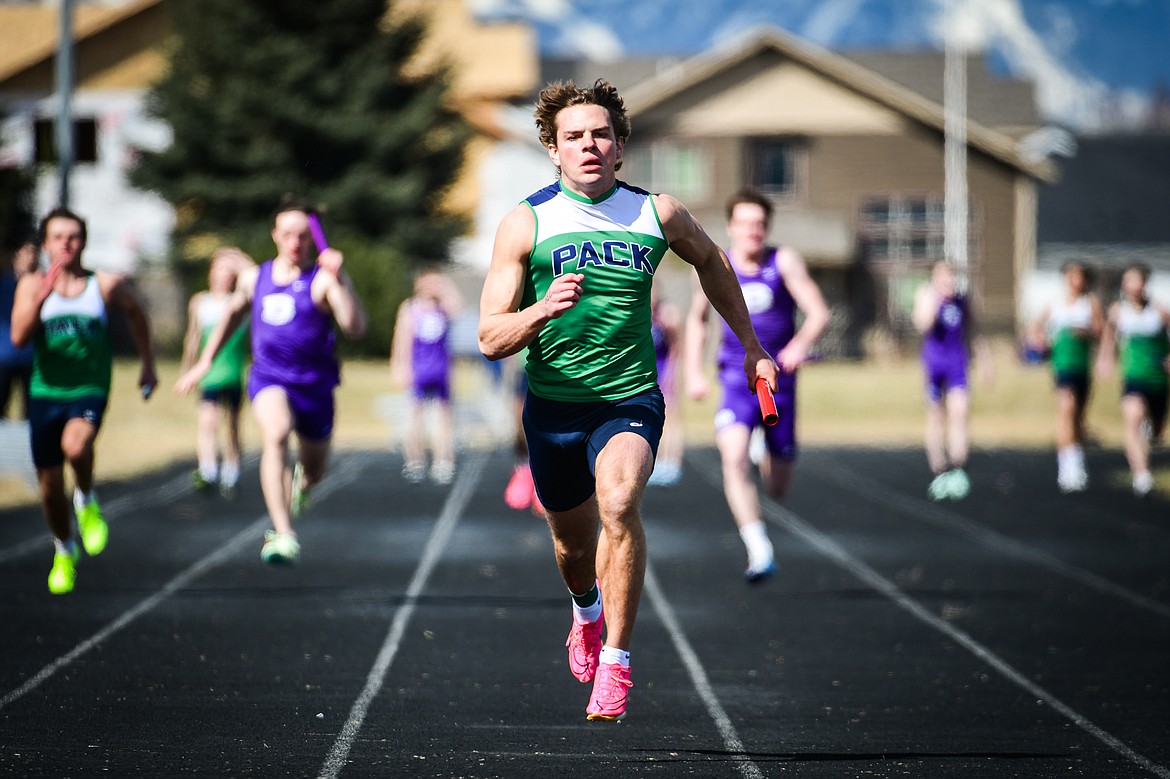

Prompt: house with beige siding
[562,28,1056,354]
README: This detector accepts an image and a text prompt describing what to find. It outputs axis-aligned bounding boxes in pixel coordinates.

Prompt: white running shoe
[430,460,455,485]
[1058,468,1088,493]
[947,467,970,500]
[1133,471,1154,498]
[927,471,951,501]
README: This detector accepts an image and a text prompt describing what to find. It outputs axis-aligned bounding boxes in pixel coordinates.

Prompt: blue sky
[471,0,1170,130]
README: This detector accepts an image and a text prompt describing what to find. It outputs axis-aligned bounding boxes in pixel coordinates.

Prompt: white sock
[600,645,630,667]
[73,488,95,512]
[571,584,603,624]
[739,521,774,567]
[220,461,240,487]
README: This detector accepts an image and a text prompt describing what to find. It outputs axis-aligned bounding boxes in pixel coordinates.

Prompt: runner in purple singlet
[912,260,992,501]
[685,188,829,583]
[390,268,462,485]
[176,198,367,564]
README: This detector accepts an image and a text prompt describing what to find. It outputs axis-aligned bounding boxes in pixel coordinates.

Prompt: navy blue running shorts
[27,395,108,469]
[523,386,665,512]
[1055,371,1090,408]
[200,385,243,411]
[1123,380,1169,439]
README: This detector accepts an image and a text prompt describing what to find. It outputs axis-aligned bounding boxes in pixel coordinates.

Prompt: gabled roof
[0,0,161,85]
[842,50,1042,138]
[622,25,1055,182]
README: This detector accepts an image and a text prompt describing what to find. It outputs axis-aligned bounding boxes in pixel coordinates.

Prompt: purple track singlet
[716,248,797,392]
[248,261,339,392]
[410,300,451,399]
[921,295,970,401]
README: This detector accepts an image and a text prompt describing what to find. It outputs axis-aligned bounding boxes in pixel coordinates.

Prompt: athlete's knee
[720,449,752,480]
[60,435,93,464]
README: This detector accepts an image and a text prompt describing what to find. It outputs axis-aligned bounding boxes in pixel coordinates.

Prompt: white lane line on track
[0,453,260,565]
[814,461,1170,621]
[644,562,765,779]
[0,452,368,713]
[318,451,486,779]
[759,497,1170,779]
[690,454,1169,779]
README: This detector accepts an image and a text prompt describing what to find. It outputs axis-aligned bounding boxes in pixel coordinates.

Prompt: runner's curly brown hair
[534,79,631,171]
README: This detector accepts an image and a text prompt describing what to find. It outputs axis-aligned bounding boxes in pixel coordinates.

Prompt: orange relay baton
[756,377,779,427]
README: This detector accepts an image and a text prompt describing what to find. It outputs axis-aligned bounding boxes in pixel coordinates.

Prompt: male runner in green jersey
[478,79,777,721]
[10,208,157,594]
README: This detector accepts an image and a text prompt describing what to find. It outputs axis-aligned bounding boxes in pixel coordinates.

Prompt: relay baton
[756,377,779,427]
[307,213,329,253]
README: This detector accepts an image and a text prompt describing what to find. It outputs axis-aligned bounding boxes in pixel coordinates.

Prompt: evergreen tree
[131,0,471,352]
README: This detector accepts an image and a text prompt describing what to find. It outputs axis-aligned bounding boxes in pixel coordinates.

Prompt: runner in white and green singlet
[181,248,252,498]
[1098,263,1170,497]
[1030,260,1102,492]
[11,208,156,594]
[479,79,777,722]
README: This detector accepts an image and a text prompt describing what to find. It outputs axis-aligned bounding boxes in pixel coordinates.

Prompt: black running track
[0,446,1167,778]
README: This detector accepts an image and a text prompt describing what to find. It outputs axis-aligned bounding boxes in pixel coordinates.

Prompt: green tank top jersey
[1048,296,1093,375]
[31,274,112,401]
[1118,302,1169,388]
[521,181,668,402]
[195,294,249,391]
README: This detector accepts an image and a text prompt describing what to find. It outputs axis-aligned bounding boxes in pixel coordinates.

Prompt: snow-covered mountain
[469,0,1170,132]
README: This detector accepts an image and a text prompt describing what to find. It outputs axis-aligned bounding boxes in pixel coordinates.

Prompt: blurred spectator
[1,240,38,419]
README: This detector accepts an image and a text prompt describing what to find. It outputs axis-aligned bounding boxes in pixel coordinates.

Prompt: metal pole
[56,0,75,209]
[943,1,969,293]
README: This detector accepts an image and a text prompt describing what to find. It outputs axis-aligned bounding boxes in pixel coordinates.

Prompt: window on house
[623,140,711,202]
[34,117,98,165]
[747,138,803,197]
[858,194,947,267]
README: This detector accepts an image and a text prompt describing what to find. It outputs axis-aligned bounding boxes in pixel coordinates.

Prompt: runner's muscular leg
[297,436,332,491]
[545,497,601,599]
[61,418,98,495]
[592,431,653,651]
[37,465,71,541]
[252,386,295,534]
[716,423,761,529]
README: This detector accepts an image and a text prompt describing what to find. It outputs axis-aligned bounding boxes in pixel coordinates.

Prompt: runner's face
[549,104,622,193]
[1064,265,1085,294]
[42,217,85,267]
[727,203,769,260]
[933,263,956,297]
[1121,269,1146,301]
[209,260,236,293]
[272,211,313,265]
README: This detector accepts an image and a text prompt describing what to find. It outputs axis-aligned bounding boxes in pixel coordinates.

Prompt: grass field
[0,339,1145,509]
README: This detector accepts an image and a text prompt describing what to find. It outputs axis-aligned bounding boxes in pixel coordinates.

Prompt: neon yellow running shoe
[48,546,81,595]
[77,499,109,556]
